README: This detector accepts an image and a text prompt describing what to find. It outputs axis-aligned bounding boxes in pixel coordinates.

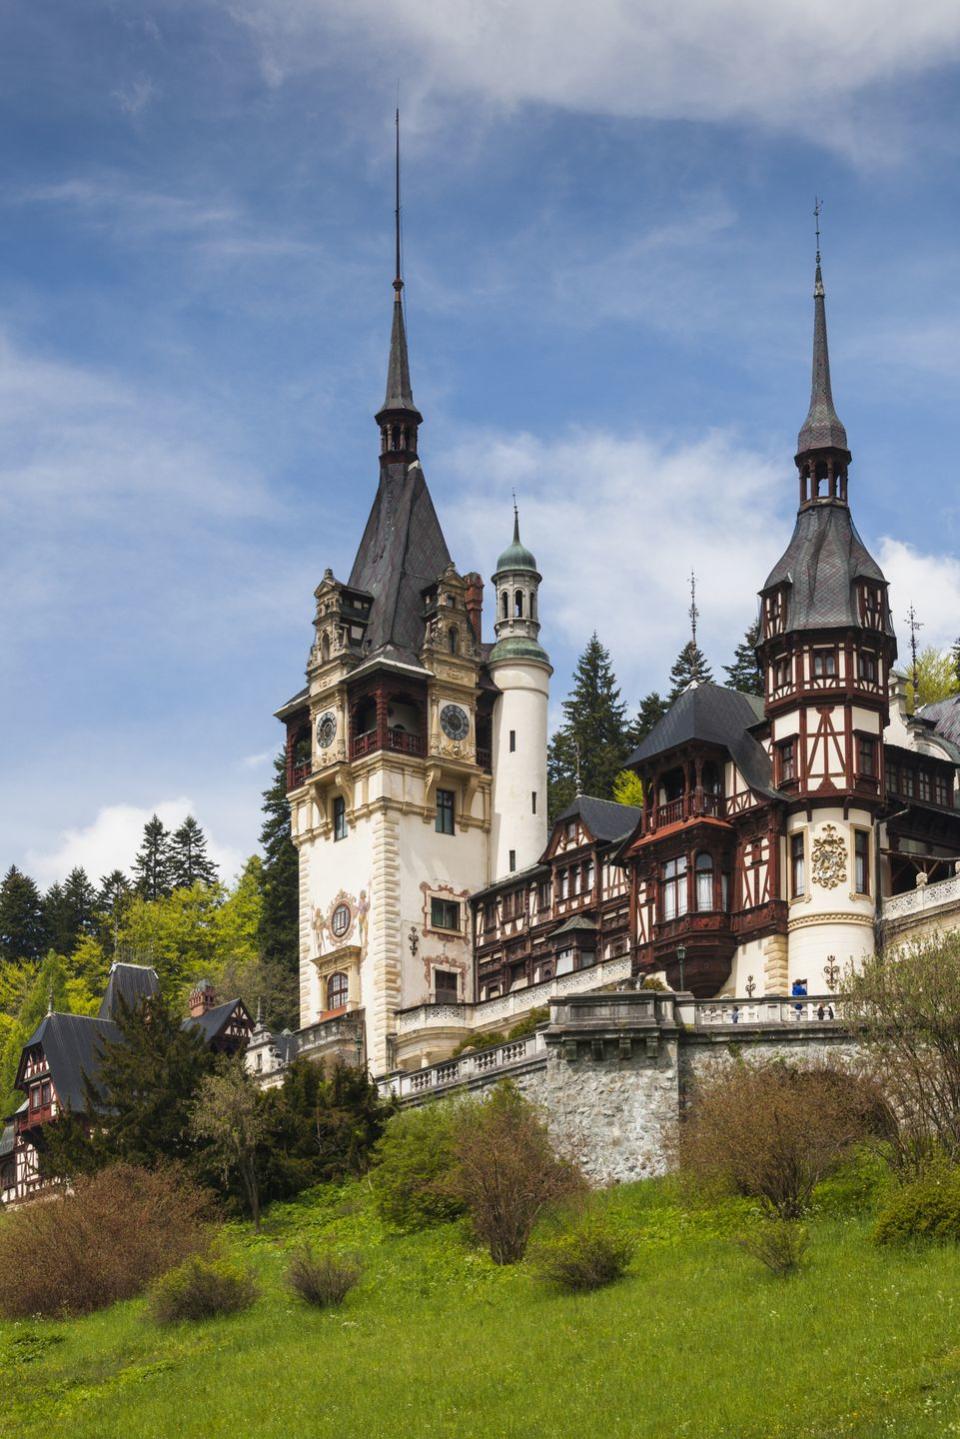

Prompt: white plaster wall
[489,659,550,879]
[786,804,875,990]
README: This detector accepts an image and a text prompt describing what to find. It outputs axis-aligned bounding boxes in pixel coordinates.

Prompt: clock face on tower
[316,711,337,750]
[440,704,470,742]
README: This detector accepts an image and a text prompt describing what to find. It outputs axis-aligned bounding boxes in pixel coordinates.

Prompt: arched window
[530,590,537,619]
[695,853,714,912]
[501,591,509,620]
[514,589,524,618]
[321,632,330,662]
[327,972,349,1011]
[449,626,458,655]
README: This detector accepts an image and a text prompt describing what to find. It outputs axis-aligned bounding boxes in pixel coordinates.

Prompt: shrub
[0,1162,212,1319]
[679,1059,884,1219]
[534,1219,633,1292]
[812,1144,891,1218]
[453,1008,549,1057]
[737,1218,809,1276]
[150,1255,257,1323]
[873,1165,960,1246]
[449,1081,585,1264]
[370,1103,466,1232]
[287,1244,361,1307]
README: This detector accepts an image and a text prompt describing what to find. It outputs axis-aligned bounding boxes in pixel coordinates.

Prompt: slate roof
[627,682,777,800]
[797,260,849,455]
[184,999,249,1044]
[19,1012,121,1112]
[551,914,598,938]
[762,502,895,641]
[347,459,453,666]
[98,963,160,1021]
[376,295,422,422]
[917,696,960,756]
[554,794,644,844]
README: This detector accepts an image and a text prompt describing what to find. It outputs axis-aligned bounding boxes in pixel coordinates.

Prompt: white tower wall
[490,659,550,877]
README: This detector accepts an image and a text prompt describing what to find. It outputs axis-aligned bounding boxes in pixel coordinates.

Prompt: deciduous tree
[191,1060,268,1228]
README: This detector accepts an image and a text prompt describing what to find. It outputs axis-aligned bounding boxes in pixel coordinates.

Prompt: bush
[450,1081,585,1264]
[453,1008,549,1057]
[873,1165,960,1246]
[534,1219,633,1292]
[370,1103,466,1233]
[736,1218,809,1275]
[679,1059,884,1219]
[0,1162,212,1319]
[287,1244,361,1307]
[812,1144,891,1218]
[150,1255,257,1323]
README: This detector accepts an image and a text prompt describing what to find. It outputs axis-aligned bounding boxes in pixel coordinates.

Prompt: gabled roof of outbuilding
[98,963,160,1021]
[553,794,644,844]
[184,999,251,1044]
[627,682,777,800]
[347,460,453,667]
[18,1012,120,1113]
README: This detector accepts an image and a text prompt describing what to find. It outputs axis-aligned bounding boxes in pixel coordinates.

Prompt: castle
[247,198,960,1091]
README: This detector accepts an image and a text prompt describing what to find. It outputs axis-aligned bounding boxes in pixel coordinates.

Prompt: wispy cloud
[225,0,960,159]
[877,539,960,655]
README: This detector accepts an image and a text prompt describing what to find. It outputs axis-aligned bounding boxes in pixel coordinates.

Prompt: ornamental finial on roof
[797,198,848,457]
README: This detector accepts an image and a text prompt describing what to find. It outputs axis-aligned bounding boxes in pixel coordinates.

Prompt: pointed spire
[376,109,422,449]
[797,200,848,457]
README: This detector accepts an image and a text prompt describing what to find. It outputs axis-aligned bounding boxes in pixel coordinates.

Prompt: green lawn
[3,1178,960,1439]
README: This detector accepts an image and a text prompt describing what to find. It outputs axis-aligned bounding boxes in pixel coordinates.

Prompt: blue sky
[3,0,960,886]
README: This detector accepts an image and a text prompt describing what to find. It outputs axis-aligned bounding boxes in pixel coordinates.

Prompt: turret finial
[376,107,422,452]
[796,199,848,459]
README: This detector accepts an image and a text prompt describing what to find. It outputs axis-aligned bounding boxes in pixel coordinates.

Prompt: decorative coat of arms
[811,823,847,890]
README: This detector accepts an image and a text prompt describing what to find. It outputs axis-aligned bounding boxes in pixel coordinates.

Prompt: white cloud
[225,0,960,154]
[442,425,789,703]
[112,76,158,117]
[239,749,276,770]
[877,538,960,654]
[26,800,245,890]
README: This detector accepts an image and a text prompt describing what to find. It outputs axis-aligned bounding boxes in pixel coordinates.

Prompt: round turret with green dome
[489,507,550,668]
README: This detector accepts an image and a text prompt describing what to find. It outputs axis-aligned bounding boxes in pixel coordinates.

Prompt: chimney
[189,979,217,1019]
[464,573,483,644]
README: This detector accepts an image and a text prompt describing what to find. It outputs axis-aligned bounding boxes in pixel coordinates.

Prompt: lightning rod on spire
[905,603,924,702]
[689,570,699,648]
[814,196,822,264]
[394,107,402,295]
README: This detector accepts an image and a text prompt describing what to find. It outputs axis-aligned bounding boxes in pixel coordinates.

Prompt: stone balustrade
[681,996,843,1027]
[882,872,960,924]
[394,953,632,1037]
[379,1031,548,1099]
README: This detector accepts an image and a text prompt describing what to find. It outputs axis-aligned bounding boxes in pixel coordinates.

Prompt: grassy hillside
[3,1177,960,1439]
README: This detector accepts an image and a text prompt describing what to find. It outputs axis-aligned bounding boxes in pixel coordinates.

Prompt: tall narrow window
[854,830,869,895]
[448,626,458,654]
[858,736,876,778]
[695,852,714,911]
[662,856,688,921]
[779,739,796,783]
[501,592,508,619]
[434,969,459,1002]
[559,868,569,900]
[333,796,347,841]
[509,849,516,872]
[436,789,455,835]
[509,730,516,752]
[326,972,349,1010]
[514,589,524,617]
[790,833,805,898]
[531,791,537,814]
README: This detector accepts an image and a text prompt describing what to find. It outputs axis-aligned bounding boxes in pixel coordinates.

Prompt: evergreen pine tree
[43,883,70,955]
[0,865,47,963]
[953,636,960,688]
[547,634,629,817]
[668,641,713,701]
[97,870,132,955]
[627,691,669,747]
[258,752,300,978]
[82,991,215,1167]
[723,621,763,696]
[170,816,219,889]
[132,815,173,901]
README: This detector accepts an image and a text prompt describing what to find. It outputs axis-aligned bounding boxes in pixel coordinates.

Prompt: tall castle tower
[756,237,897,990]
[277,120,498,1076]
[489,510,551,875]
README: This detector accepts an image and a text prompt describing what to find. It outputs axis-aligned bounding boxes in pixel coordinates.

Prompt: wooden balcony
[650,790,724,831]
[351,727,425,760]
